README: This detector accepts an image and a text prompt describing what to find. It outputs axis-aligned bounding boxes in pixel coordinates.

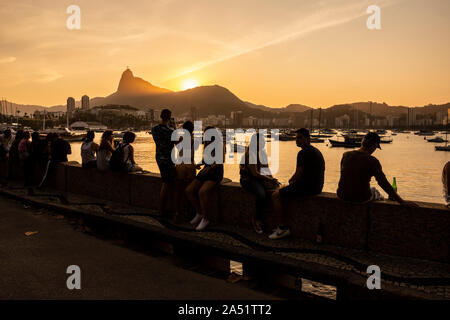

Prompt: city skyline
[0,0,449,108]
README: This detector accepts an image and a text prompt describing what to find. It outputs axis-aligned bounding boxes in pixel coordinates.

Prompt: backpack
[109,143,129,171]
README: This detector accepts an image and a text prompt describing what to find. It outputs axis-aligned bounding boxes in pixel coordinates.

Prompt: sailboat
[435,111,450,151]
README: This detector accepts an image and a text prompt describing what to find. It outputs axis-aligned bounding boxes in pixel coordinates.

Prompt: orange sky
[0,0,449,108]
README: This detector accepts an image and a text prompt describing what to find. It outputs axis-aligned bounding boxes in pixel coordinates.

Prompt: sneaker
[268,227,290,240]
[252,218,263,234]
[190,213,202,226]
[195,218,210,231]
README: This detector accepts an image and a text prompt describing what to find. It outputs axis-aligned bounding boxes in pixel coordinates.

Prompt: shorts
[279,182,321,199]
[157,160,176,183]
[176,163,197,181]
[196,164,224,183]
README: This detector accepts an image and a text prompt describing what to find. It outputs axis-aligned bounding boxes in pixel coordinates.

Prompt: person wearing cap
[337,132,417,207]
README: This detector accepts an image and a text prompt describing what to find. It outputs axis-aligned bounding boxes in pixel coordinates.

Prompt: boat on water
[380,137,393,143]
[342,133,365,140]
[435,145,450,151]
[319,128,338,135]
[329,137,361,148]
[311,133,333,138]
[40,127,85,142]
[311,128,337,138]
[414,130,435,136]
[310,137,324,143]
[329,135,393,148]
[426,136,448,143]
[434,119,450,151]
[278,133,296,141]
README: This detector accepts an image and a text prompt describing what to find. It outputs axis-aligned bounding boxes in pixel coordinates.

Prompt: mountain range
[2,68,449,118]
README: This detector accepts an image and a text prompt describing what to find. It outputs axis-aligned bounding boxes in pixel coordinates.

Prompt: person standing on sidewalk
[152,109,176,216]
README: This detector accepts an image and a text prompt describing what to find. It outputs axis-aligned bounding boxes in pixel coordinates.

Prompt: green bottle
[392,177,397,193]
[388,177,397,200]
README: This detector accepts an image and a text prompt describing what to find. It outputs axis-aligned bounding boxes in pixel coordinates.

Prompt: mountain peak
[116,68,171,95]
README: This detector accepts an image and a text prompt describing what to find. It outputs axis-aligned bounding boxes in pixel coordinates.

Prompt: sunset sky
[0,0,449,108]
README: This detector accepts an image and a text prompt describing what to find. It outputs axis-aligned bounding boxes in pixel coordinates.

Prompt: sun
[181,79,199,91]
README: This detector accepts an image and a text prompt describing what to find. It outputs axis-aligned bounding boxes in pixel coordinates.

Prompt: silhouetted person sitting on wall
[240,132,279,234]
[0,129,13,161]
[97,130,115,171]
[18,131,32,186]
[152,109,176,216]
[120,131,142,172]
[8,129,23,180]
[186,126,225,231]
[337,132,417,207]
[270,128,325,240]
[50,133,71,163]
[38,133,71,188]
[81,130,99,168]
[30,131,48,180]
[441,161,450,208]
[0,129,13,182]
[174,121,198,222]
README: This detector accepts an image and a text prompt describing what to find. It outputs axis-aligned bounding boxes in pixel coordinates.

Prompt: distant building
[407,108,416,128]
[67,97,75,116]
[231,111,243,127]
[243,116,257,127]
[335,114,350,128]
[81,95,90,110]
[190,106,198,121]
[387,115,400,128]
[148,109,155,122]
[435,111,446,125]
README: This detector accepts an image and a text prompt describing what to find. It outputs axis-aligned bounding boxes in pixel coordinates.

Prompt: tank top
[97,148,111,171]
[81,141,96,164]
[122,143,132,165]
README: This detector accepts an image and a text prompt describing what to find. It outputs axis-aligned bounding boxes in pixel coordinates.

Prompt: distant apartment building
[242,116,257,127]
[375,118,388,127]
[81,95,90,110]
[147,109,155,122]
[416,118,433,127]
[231,111,243,127]
[407,107,416,128]
[67,97,75,116]
[435,111,447,125]
[190,106,198,121]
[256,118,272,127]
[273,118,290,127]
[335,114,350,128]
[33,110,64,119]
[205,115,221,126]
[387,115,400,128]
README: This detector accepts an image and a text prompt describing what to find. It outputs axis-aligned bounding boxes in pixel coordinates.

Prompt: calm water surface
[69,131,450,204]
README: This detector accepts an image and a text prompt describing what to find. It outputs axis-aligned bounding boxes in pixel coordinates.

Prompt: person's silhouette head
[295,128,310,149]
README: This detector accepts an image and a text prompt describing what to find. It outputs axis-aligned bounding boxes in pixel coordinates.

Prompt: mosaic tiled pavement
[1,184,449,299]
